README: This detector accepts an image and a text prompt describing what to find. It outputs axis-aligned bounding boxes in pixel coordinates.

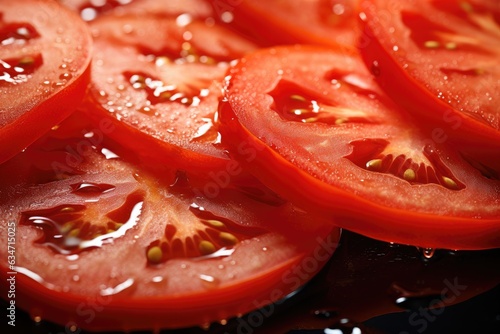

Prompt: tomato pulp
[220,45,500,250]
[0,0,92,164]
[359,0,500,173]
[82,12,259,175]
[0,111,339,331]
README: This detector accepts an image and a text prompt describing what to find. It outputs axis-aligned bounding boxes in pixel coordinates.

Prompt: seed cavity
[145,210,263,265]
[346,140,464,190]
[124,70,210,107]
[20,192,144,255]
[269,80,372,125]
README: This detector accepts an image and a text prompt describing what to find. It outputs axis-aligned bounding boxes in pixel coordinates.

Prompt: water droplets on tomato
[100,278,135,297]
[270,72,377,125]
[0,21,40,45]
[145,204,262,265]
[346,140,464,190]
[71,182,115,194]
[199,274,220,289]
[0,54,43,85]
[20,192,144,255]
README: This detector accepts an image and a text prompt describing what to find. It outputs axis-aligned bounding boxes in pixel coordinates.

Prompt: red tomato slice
[220,45,500,250]
[0,0,92,164]
[359,0,500,172]
[83,13,258,174]
[0,111,339,331]
[59,0,214,21]
[210,0,360,50]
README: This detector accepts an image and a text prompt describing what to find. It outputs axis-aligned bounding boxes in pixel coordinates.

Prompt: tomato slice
[220,45,500,250]
[359,0,500,172]
[83,13,258,174]
[0,111,339,331]
[59,0,214,21]
[211,0,360,50]
[0,0,92,164]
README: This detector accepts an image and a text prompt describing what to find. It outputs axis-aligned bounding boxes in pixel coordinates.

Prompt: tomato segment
[84,13,258,173]
[210,0,360,50]
[59,0,214,21]
[0,111,339,331]
[0,0,92,164]
[359,0,500,172]
[220,45,500,250]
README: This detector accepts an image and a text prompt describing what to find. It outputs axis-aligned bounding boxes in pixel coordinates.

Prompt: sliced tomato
[83,13,258,174]
[219,45,500,250]
[359,0,500,173]
[0,111,339,331]
[210,0,360,50]
[0,0,92,164]
[58,0,214,21]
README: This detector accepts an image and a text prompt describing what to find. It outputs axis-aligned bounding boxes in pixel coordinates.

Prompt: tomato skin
[358,0,500,173]
[0,0,92,164]
[209,0,360,51]
[0,67,91,165]
[0,110,339,331]
[83,13,258,175]
[219,45,500,250]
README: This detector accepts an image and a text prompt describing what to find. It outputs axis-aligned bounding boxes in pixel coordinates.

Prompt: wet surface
[3,230,500,334]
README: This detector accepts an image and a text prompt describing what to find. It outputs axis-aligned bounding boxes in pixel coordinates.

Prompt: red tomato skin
[358,0,500,173]
[0,0,92,164]
[219,45,500,251]
[0,67,90,164]
[1,244,336,331]
[209,0,360,51]
[0,110,339,331]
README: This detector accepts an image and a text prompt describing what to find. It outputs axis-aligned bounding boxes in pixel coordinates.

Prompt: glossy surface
[0,112,338,331]
[4,231,500,333]
[220,45,500,250]
[0,0,92,163]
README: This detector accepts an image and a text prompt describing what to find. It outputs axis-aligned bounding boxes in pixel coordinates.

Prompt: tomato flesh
[359,0,500,172]
[84,13,258,173]
[59,0,214,21]
[0,111,339,331]
[210,0,361,50]
[0,0,92,164]
[220,45,500,250]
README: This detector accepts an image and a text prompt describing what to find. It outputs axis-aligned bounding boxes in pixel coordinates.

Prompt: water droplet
[313,309,337,319]
[71,182,115,194]
[390,283,443,310]
[200,322,211,330]
[220,11,234,23]
[100,278,135,296]
[370,61,381,76]
[151,276,164,283]
[324,318,362,334]
[20,197,142,255]
[176,13,193,27]
[100,148,120,159]
[199,274,220,289]
[420,247,436,259]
